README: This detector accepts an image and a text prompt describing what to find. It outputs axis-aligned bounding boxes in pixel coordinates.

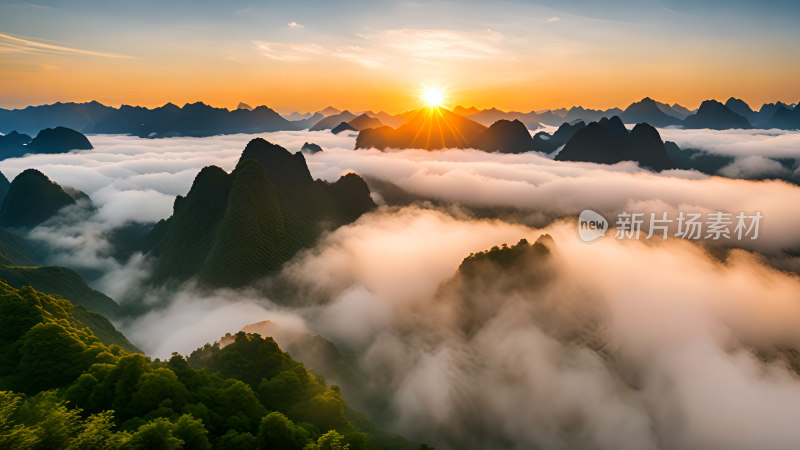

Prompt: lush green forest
[0,280,419,449]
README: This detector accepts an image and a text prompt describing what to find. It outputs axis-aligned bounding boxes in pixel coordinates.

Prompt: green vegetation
[0,281,420,449]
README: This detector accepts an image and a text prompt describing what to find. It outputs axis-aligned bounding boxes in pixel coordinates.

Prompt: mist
[2,130,800,448]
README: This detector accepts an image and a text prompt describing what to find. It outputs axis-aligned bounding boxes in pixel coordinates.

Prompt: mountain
[453,105,481,116]
[765,106,800,130]
[309,110,358,131]
[469,119,535,153]
[371,111,407,128]
[563,106,624,124]
[724,97,757,123]
[0,169,76,228]
[755,101,791,127]
[466,108,542,130]
[347,113,383,130]
[332,121,357,134]
[0,131,32,159]
[355,106,488,150]
[146,138,375,287]
[556,116,673,170]
[300,142,323,154]
[683,100,752,129]
[237,102,253,110]
[290,111,326,129]
[656,101,693,120]
[319,106,342,116]
[532,121,586,154]
[25,126,93,154]
[282,111,313,121]
[93,102,300,137]
[0,101,112,135]
[620,97,682,127]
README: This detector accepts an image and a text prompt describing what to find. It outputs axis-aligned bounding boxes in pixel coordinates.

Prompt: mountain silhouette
[146,138,375,287]
[453,105,481,116]
[89,101,302,137]
[331,122,357,134]
[318,106,342,116]
[0,169,77,228]
[724,97,757,123]
[683,100,752,129]
[766,106,800,130]
[755,101,791,127]
[532,121,586,154]
[300,142,323,154]
[469,119,535,153]
[237,102,253,110]
[620,98,682,127]
[310,110,358,131]
[25,126,93,154]
[0,101,111,135]
[655,101,693,119]
[556,117,673,170]
[0,131,32,160]
[347,113,384,130]
[465,108,541,130]
[355,106,488,151]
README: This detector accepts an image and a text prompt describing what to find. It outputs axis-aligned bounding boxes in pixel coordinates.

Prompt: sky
[1,0,799,113]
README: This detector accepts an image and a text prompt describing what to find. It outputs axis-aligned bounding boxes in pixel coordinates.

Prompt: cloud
[4,130,800,448]
[0,32,135,59]
[252,28,507,68]
[288,21,305,29]
[658,127,800,159]
[547,16,561,23]
[355,28,504,61]
[252,41,324,61]
[269,207,800,449]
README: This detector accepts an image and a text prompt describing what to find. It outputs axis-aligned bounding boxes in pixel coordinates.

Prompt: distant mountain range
[2,97,797,139]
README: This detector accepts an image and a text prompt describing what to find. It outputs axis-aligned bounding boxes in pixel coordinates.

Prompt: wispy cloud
[0,32,135,58]
[288,21,304,30]
[252,41,323,61]
[547,16,561,23]
[253,28,506,69]
[356,28,504,61]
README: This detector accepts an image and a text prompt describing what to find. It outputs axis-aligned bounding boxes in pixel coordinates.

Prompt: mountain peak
[0,168,77,228]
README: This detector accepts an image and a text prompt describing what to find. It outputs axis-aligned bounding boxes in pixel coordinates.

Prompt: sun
[421,86,445,107]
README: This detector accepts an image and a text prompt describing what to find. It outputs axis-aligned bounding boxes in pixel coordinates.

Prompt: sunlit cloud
[356,28,504,61]
[251,40,324,61]
[252,28,507,69]
[547,16,561,23]
[0,32,135,59]
[288,21,305,29]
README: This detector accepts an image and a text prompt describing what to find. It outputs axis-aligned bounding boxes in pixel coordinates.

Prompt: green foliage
[0,283,417,449]
[305,430,350,450]
[0,390,131,449]
[257,412,297,450]
[128,417,183,449]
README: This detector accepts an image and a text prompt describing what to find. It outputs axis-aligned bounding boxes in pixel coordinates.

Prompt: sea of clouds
[2,128,800,448]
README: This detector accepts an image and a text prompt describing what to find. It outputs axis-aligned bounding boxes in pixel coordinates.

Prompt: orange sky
[1,1,799,113]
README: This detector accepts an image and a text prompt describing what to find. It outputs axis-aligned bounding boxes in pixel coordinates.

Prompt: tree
[257,412,297,450]
[173,414,211,450]
[306,430,350,450]
[128,417,183,449]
